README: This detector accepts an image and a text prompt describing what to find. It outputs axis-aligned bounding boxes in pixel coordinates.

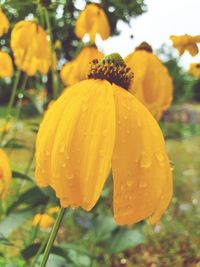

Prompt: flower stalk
[39,207,65,267]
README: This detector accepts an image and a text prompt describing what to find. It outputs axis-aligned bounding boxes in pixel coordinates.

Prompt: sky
[98,0,200,69]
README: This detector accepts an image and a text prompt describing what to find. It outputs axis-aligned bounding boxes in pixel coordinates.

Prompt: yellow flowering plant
[0,51,13,78]
[0,8,9,37]
[60,45,104,86]
[0,149,12,198]
[11,20,51,76]
[188,63,200,78]
[170,34,200,56]
[125,42,173,120]
[75,3,110,42]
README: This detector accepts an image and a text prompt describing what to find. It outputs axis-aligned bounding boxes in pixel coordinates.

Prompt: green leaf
[0,233,14,246]
[91,215,117,242]
[12,171,33,182]
[7,187,49,213]
[36,254,67,267]
[108,228,145,254]
[0,210,35,237]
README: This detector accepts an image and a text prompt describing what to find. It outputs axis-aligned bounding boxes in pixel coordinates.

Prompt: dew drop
[45,150,50,156]
[67,174,74,180]
[139,182,148,188]
[137,118,142,127]
[126,180,133,187]
[59,146,65,153]
[126,130,131,134]
[124,115,128,120]
[62,163,66,168]
[120,184,125,191]
[140,152,151,168]
[82,104,88,112]
[155,152,164,165]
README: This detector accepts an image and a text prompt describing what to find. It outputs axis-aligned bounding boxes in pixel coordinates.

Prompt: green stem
[39,207,65,267]
[0,70,21,145]
[30,229,49,267]
[43,8,58,99]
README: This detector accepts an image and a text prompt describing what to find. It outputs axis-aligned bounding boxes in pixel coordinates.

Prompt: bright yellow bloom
[35,54,172,225]
[0,51,13,78]
[75,3,110,42]
[11,20,51,76]
[188,63,200,78]
[0,149,12,198]
[125,42,173,120]
[170,34,200,56]
[60,45,103,86]
[0,122,11,133]
[0,9,9,37]
[32,206,59,229]
[32,213,55,229]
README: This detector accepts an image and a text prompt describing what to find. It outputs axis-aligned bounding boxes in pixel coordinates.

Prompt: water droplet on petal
[126,130,131,134]
[45,150,50,156]
[124,115,128,120]
[59,146,65,153]
[155,152,164,165]
[137,118,142,127]
[82,104,88,112]
[67,174,74,180]
[140,152,151,168]
[126,180,133,187]
[139,182,148,188]
[62,163,66,168]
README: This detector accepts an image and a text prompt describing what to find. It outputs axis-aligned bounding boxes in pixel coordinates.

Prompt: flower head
[0,51,13,78]
[11,20,51,76]
[170,34,200,56]
[125,42,173,120]
[75,3,110,42]
[60,45,103,86]
[35,53,172,225]
[32,206,59,229]
[0,149,12,198]
[0,8,9,37]
[188,63,200,78]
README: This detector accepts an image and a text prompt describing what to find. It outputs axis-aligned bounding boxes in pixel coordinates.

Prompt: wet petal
[111,84,172,225]
[51,80,115,210]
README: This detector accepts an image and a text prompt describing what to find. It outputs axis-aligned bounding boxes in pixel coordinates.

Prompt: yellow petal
[35,85,78,187]
[0,149,12,198]
[111,84,172,225]
[186,43,199,56]
[51,80,115,210]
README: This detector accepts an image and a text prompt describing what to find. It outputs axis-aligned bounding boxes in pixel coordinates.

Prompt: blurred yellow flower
[75,3,110,42]
[60,45,103,86]
[0,8,9,37]
[35,53,172,225]
[11,20,51,76]
[0,149,12,198]
[125,42,173,120]
[32,213,55,229]
[32,206,59,229]
[188,63,200,78]
[0,122,11,133]
[170,34,200,56]
[0,51,13,78]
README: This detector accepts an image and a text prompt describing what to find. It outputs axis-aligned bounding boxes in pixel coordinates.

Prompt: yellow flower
[0,51,13,78]
[0,8,9,37]
[188,63,200,78]
[0,149,12,198]
[125,42,173,120]
[60,45,103,86]
[170,34,200,56]
[32,213,55,229]
[0,122,11,133]
[75,3,110,42]
[11,20,51,76]
[32,206,59,229]
[35,53,172,225]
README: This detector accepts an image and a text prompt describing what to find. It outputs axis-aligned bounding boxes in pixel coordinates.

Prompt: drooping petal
[111,84,172,225]
[35,85,80,186]
[36,79,115,211]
